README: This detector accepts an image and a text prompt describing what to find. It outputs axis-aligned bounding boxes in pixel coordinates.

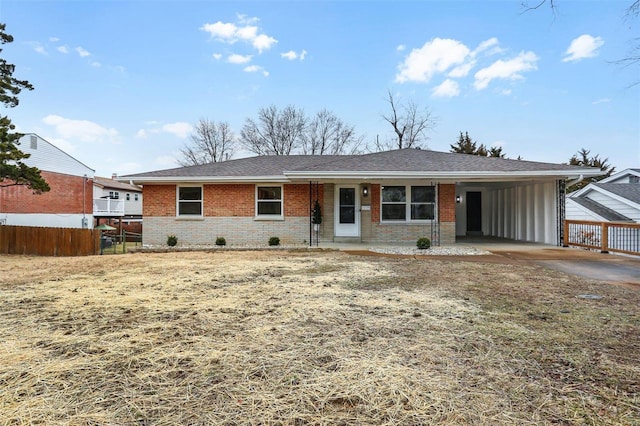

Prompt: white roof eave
[119,175,290,185]
[283,169,603,181]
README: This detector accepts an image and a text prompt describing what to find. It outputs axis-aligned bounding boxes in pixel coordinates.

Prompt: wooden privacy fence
[0,225,100,256]
[564,220,640,256]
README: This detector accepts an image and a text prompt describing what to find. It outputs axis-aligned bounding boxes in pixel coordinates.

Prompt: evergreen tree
[567,148,615,192]
[0,23,49,193]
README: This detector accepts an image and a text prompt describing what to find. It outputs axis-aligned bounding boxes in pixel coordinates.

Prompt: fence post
[563,220,569,247]
[601,222,609,253]
[122,230,126,254]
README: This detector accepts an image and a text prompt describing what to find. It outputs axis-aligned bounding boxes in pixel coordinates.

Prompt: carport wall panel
[143,216,311,246]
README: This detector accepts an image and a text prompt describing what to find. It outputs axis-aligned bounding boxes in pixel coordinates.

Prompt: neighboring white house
[566,168,640,222]
[93,175,143,226]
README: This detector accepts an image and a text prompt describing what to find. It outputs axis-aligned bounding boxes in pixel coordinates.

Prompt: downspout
[566,174,583,189]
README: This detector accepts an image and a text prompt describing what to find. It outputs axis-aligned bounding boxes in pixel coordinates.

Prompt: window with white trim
[381,185,435,221]
[126,193,131,201]
[109,191,120,199]
[134,194,139,201]
[177,186,202,216]
[256,186,282,217]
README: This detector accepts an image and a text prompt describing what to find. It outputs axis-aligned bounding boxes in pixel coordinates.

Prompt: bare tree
[301,109,363,155]
[380,90,435,150]
[178,119,235,166]
[240,105,306,155]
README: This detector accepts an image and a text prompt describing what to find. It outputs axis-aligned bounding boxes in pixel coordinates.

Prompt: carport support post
[601,223,609,254]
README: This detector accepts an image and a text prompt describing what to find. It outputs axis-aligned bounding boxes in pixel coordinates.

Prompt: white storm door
[335,186,359,237]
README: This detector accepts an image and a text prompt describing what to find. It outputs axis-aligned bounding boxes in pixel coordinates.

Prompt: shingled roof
[591,183,640,205]
[570,197,633,222]
[122,149,601,183]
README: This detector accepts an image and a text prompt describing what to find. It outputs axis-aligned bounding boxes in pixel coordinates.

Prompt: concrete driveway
[463,242,640,288]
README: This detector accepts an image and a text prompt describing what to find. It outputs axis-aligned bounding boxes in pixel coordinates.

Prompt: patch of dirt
[0,251,638,424]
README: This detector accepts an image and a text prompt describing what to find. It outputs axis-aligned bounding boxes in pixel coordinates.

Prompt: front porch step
[333,236,362,244]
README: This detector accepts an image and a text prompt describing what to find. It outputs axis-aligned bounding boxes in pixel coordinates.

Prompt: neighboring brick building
[0,134,94,228]
[122,149,602,247]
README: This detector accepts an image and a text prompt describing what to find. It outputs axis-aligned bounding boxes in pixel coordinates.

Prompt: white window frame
[176,185,203,217]
[255,184,284,220]
[380,184,437,223]
[109,191,120,199]
[126,193,131,201]
[134,194,139,201]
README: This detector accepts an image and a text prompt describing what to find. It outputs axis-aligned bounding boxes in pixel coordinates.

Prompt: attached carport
[455,178,568,246]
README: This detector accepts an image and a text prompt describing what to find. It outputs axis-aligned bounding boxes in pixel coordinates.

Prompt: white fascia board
[119,175,290,185]
[600,168,640,183]
[283,169,602,181]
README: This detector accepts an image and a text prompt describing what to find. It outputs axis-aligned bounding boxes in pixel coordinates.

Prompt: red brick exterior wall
[371,184,381,223]
[438,183,456,222]
[143,185,176,216]
[203,184,254,216]
[0,171,92,214]
[144,183,322,218]
[284,184,322,217]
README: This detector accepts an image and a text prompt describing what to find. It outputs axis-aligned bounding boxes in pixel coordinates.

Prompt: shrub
[311,200,322,225]
[416,237,431,250]
[268,236,280,246]
[167,235,178,247]
[215,236,226,246]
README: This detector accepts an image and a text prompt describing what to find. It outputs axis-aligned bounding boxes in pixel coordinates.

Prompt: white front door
[335,185,359,237]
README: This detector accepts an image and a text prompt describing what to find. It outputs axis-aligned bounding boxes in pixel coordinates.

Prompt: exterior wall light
[362,186,369,197]
[456,195,462,204]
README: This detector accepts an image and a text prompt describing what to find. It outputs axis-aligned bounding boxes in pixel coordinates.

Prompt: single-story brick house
[122,149,602,247]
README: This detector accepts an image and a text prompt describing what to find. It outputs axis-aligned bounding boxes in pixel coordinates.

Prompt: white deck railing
[93,198,124,216]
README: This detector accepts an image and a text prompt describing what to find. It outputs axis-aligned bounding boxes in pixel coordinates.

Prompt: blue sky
[1,0,638,177]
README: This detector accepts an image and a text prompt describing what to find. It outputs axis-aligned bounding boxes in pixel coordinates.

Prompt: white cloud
[501,88,512,96]
[162,122,192,139]
[227,53,252,64]
[396,44,406,52]
[592,98,611,104]
[90,61,101,68]
[49,37,60,42]
[42,114,119,143]
[136,129,148,139]
[280,49,307,61]
[474,51,538,90]
[244,65,269,76]
[57,45,69,54]
[201,16,278,53]
[213,53,222,60]
[431,79,460,98]
[472,37,504,57]
[562,34,604,62]
[75,46,91,57]
[395,38,470,83]
[281,50,297,60]
[448,61,476,78]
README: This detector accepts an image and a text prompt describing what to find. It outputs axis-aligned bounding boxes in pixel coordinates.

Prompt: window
[109,191,120,199]
[126,193,131,201]
[410,186,435,220]
[256,186,282,217]
[381,185,435,222]
[177,186,202,216]
[134,194,139,201]
[381,186,406,220]
[630,176,639,184]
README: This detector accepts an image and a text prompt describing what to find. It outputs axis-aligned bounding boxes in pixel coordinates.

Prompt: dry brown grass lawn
[0,250,637,425]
